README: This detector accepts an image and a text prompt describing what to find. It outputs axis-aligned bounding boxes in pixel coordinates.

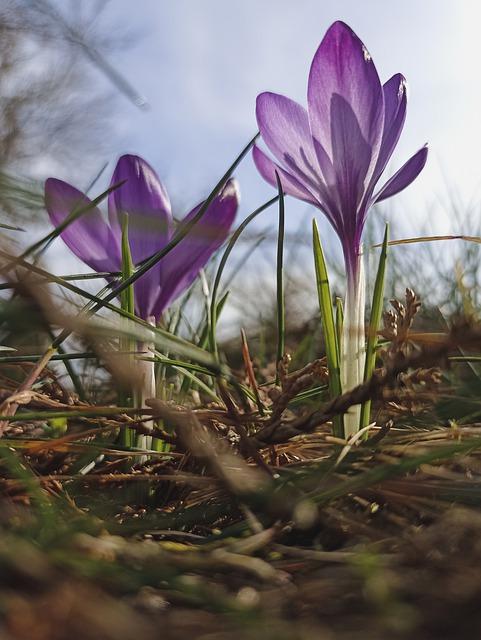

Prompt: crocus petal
[45,178,120,273]
[108,155,173,321]
[308,21,384,158]
[256,93,342,224]
[373,145,428,203]
[256,92,324,190]
[374,74,407,178]
[108,154,173,263]
[130,265,164,321]
[151,179,239,319]
[307,21,384,210]
[253,146,344,234]
[252,145,319,206]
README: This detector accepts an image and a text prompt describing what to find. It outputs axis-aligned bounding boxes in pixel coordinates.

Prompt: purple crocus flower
[253,21,427,434]
[44,154,239,323]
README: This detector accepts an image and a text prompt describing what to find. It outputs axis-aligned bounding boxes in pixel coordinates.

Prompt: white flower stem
[341,251,366,438]
[136,315,156,451]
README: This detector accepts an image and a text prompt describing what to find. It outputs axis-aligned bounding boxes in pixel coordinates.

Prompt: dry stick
[216,378,273,476]
[24,414,176,455]
[249,322,481,448]
[240,328,264,415]
[0,347,56,434]
[146,397,270,499]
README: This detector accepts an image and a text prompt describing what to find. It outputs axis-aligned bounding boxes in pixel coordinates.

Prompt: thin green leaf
[335,297,343,362]
[0,248,218,371]
[0,352,99,364]
[0,221,25,231]
[312,219,343,438]
[288,384,329,406]
[120,215,136,447]
[120,215,135,319]
[180,292,230,398]
[360,224,389,429]
[209,195,278,356]
[275,172,285,382]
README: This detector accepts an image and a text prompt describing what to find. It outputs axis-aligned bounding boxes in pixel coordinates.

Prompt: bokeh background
[2,0,480,335]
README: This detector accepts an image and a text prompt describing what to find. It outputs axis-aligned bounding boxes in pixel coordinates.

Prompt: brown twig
[248,321,481,448]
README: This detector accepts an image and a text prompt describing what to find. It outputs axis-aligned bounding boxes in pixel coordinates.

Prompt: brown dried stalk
[248,320,481,448]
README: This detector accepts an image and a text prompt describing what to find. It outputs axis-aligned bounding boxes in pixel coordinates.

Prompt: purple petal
[253,146,344,234]
[151,179,240,319]
[108,155,173,320]
[108,154,173,263]
[374,74,407,179]
[307,21,384,210]
[252,145,319,206]
[255,92,341,221]
[130,267,163,321]
[373,145,428,203]
[45,178,120,273]
[256,92,324,190]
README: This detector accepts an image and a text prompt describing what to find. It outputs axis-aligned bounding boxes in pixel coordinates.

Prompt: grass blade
[0,248,219,370]
[120,215,135,319]
[312,219,343,438]
[360,224,389,429]
[0,221,25,231]
[120,215,136,447]
[209,195,278,356]
[275,171,285,381]
[335,297,343,362]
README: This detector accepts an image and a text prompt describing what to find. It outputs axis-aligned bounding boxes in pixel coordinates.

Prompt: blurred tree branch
[0,0,142,222]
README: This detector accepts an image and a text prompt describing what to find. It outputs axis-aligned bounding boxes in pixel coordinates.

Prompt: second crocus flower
[45,154,239,323]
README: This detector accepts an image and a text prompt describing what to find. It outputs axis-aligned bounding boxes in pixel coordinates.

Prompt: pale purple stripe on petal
[256,92,324,190]
[252,146,319,206]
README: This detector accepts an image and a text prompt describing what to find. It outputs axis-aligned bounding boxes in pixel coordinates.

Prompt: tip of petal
[255,92,276,123]
[321,20,372,62]
[44,177,82,209]
[45,176,68,194]
[394,73,407,99]
[220,178,241,204]
[327,20,354,36]
[111,153,170,209]
[118,153,142,164]
[418,143,429,159]
[115,153,155,177]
